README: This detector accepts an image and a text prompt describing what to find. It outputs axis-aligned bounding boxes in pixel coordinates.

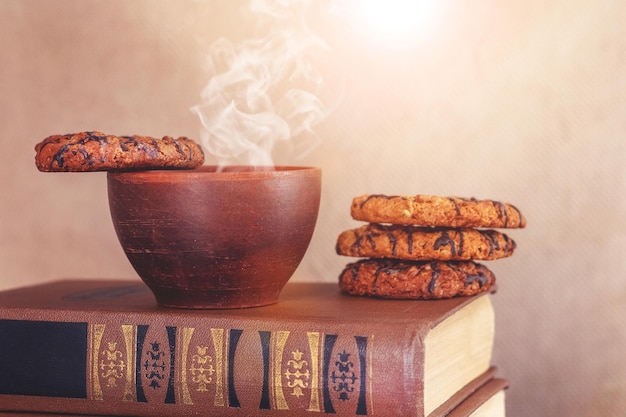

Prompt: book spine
[0,317,416,417]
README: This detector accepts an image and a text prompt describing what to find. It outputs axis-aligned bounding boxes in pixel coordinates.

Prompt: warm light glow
[351,0,441,45]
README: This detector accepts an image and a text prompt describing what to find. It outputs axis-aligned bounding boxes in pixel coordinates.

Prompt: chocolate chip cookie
[336,223,516,261]
[351,194,526,229]
[339,259,495,299]
[35,131,205,172]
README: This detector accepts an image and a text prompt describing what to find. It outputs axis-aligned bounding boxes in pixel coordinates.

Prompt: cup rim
[107,165,320,182]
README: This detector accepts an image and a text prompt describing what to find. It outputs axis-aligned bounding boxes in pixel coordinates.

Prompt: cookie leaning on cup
[35,131,205,172]
[337,194,525,299]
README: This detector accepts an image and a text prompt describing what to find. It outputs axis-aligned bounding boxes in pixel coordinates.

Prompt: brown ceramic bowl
[107,166,321,309]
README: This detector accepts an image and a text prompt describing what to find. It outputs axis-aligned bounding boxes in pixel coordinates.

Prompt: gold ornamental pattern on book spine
[87,324,373,414]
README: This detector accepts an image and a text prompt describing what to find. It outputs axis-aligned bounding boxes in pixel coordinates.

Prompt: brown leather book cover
[446,378,508,417]
[0,280,495,417]
[0,378,507,417]
[0,379,507,417]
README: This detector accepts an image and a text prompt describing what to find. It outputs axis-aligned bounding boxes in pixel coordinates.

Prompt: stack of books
[0,279,507,416]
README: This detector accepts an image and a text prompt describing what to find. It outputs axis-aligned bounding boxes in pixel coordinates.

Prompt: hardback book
[0,378,508,417]
[447,378,508,417]
[0,280,496,417]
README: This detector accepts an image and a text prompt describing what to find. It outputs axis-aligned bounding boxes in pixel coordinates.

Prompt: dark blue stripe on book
[258,331,271,410]
[165,326,177,404]
[228,329,243,408]
[0,320,88,398]
[322,334,338,414]
[355,336,368,416]
[135,325,149,403]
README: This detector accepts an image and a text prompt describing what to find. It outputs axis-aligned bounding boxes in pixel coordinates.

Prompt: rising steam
[191,0,330,167]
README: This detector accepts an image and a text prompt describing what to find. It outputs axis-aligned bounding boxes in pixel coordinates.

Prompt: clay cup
[107,166,321,309]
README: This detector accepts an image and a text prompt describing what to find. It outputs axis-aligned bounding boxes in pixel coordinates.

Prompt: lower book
[0,280,498,417]
[447,378,508,417]
[0,378,509,417]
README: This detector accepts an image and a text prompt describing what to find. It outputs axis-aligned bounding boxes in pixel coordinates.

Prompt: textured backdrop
[1,1,625,416]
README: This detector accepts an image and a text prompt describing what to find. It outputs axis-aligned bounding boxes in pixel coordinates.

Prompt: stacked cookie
[336,194,526,299]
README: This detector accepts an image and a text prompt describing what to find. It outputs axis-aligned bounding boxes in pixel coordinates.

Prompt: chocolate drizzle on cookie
[434,230,457,257]
[448,197,463,216]
[492,201,509,227]
[52,144,69,168]
[372,261,409,292]
[50,131,112,169]
[428,261,440,294]
[338,259,495,299]
[35,131,205,172]
[336,224,516,261]
[350,194,526,229]
[448,262,491,288]
[357,194,398,209]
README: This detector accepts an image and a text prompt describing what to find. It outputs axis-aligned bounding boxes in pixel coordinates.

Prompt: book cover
[0,280,495,417]
[0,378,508,417]
[446,378,508,417]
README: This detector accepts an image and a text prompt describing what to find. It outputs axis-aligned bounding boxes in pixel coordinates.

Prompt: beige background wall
[2,1,625,416]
